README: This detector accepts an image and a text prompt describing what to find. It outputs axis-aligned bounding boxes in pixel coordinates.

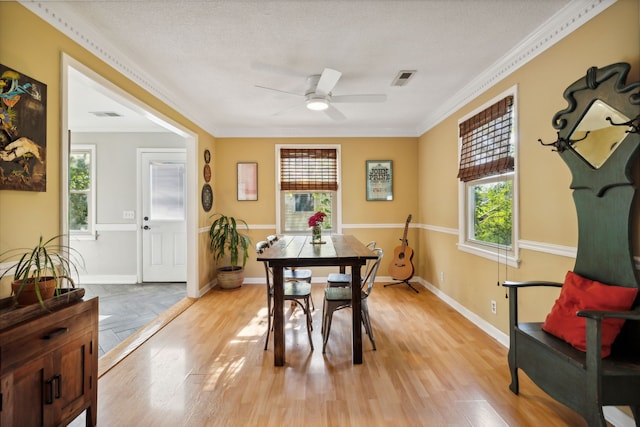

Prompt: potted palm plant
[0,235,83,307]
[208,213,251,289]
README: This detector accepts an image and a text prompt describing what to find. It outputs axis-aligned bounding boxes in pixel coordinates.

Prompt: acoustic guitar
[388,214,414,281]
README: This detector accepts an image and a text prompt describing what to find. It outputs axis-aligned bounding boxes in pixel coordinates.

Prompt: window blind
[458,95,514,182]
[280,148,338,191]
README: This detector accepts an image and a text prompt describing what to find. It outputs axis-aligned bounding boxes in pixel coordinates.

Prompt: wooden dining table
[256,234,378,366]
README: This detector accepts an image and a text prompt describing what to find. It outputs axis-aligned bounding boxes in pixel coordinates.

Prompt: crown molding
[19,0,215,135]
[20,0,616,138]
[415,0,618,136]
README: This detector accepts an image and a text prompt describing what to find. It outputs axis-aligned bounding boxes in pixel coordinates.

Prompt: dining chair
[267,234,315,308]
[256,241,314,351]
[321,248,383,353]
[326,241,376,287]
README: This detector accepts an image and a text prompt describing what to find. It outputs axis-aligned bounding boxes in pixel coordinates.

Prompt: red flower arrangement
[308,211,327,227]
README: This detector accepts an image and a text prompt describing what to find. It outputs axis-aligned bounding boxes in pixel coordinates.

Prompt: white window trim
[275,144,342,235]
[457,86,520,268]
[70,144,97,241]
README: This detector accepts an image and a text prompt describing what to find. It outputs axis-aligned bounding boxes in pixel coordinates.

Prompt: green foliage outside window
[284,192,333,232]
[69,153,90,231]
[313,193,332,229]
[472,180,512,246]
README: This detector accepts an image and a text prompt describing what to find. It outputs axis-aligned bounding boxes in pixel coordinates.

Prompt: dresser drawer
[0,302,94,370]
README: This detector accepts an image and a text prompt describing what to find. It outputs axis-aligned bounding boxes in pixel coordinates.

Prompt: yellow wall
[215,137,418,279]
[1,0,639,337]
[418,0,640,332]
[0,2,216,293]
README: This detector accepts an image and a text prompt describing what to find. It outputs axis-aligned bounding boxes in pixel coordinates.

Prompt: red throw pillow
[542,271,638,358]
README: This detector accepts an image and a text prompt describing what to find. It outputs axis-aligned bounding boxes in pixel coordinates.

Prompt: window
[457,89,518,265]
[294,194,315,212]
[69,145,96,238]
[277,145,341,234]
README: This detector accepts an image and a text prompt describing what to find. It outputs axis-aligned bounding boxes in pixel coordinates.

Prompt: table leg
[351,263,363,364]
[273,266,285,366]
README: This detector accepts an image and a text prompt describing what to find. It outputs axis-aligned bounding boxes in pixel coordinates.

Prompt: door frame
[61,54,199,298]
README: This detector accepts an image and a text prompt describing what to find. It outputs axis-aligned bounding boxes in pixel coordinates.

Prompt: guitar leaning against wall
[385,214,419,293]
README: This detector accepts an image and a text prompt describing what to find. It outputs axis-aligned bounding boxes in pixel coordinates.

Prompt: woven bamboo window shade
[280,148,338,191]
[458,95,514,182]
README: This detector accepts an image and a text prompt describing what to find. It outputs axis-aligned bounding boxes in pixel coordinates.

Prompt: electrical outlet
[440,271,445,282]
[491,300,497,314]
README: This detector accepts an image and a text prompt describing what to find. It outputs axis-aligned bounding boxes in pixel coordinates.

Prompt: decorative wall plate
[201,183,213,211]
[203,164,211,182]
[204,149,211,164]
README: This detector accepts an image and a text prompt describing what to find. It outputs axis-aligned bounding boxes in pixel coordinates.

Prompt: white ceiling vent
[90,111,122,117]
[391,70,417,87]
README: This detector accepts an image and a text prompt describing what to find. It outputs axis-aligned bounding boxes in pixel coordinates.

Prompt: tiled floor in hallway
[82,282,186,357]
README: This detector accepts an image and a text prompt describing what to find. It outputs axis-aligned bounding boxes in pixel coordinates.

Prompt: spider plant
[0,235,84,306]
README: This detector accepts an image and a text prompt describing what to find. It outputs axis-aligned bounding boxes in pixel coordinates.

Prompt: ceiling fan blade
[331,94,387,103]
[255,85,304,97]
[315,68,342,96]
[324,104,346,121]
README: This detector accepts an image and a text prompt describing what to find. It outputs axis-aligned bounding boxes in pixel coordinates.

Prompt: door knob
[143,225,151,230]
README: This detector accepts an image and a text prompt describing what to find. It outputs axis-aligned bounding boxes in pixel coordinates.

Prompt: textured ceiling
[23,0,614,136]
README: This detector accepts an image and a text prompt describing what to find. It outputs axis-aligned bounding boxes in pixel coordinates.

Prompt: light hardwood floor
[89,282,588,426]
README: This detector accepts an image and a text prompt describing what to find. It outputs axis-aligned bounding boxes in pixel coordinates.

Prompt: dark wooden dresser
[0,297,98,426]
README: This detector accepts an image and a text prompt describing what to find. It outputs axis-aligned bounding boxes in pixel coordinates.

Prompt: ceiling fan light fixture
[306,97,329,111]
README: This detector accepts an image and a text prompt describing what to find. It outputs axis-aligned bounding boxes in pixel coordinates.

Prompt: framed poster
[366,160,393,201]
[0,64,47,191]
[237,162,258,201]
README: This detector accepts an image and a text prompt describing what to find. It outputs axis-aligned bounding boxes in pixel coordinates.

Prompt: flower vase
[312,225,322,243]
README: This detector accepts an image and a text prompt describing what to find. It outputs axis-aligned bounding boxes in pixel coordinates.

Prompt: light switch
[122,210,135,219]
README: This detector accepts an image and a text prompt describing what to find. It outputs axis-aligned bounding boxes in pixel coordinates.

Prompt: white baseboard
[603,407,635,427]
[415,278,509,348]
[199,279,215,297]
[79,275,138,285]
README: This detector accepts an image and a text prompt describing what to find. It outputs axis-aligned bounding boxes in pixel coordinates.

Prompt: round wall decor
[201,183,213,212]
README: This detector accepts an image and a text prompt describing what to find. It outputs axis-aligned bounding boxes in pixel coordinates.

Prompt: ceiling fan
[255,68,387,121]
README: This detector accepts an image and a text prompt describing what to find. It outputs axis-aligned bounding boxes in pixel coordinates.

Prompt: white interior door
[141,151,187,282]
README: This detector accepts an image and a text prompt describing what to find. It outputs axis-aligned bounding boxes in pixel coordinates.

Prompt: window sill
[457,242,519,268]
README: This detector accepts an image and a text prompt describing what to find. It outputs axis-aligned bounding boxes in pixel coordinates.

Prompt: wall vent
[391,70,417,87]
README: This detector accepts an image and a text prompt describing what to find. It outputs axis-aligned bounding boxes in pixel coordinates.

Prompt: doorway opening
[61,54,199,356]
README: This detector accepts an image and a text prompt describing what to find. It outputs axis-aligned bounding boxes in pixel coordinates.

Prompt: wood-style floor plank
[92,283,589,426]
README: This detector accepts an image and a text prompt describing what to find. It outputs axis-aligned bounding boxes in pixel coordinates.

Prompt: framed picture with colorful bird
[0,64,47,192]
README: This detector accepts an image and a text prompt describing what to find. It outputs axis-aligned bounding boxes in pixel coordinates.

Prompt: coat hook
[606,113,640,134]
[538,132,565,152]
[539,131,591,152]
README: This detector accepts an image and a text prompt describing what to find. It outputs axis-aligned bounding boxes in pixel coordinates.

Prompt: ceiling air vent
[90,111,122,117]
[391,70,416,87]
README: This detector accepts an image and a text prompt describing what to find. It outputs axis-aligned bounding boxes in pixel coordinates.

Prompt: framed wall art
[0,64,47,191]
[237,162,258,201]
[366,160,393,201]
